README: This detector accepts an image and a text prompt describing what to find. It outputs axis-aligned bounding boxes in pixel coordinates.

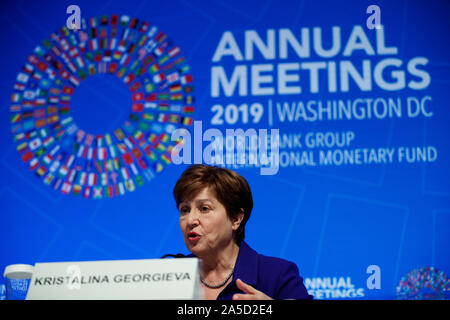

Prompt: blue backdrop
[0,0,449,299]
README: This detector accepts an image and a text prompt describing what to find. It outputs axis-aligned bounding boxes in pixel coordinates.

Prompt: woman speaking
[173,164,312,300]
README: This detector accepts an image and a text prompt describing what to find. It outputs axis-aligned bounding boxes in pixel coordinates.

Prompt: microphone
[160,253,187,259]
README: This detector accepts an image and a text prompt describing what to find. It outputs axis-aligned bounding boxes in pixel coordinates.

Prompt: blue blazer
[190,241,313,300]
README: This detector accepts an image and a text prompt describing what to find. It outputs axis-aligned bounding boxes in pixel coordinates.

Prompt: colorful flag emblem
[9,14,195,198]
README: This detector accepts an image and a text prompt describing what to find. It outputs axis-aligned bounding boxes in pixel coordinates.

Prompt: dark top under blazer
[189,241,313,300]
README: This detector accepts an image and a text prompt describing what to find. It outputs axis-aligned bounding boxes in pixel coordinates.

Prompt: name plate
[26,258,200,300]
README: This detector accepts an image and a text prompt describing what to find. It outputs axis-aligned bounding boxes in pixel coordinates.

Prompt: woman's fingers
[233,279,273,300]
[233,293,255,300]
[235,278,256,294]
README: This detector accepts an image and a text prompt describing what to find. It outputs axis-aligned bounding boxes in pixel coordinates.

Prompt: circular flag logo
[9,15,195,198]
[396,267,450,300]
